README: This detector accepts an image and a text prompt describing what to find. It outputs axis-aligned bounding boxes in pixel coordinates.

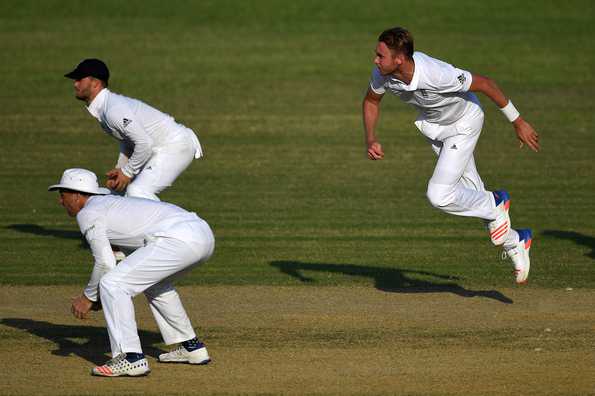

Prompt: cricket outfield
[1,285,594,395]
[1,0,594,395]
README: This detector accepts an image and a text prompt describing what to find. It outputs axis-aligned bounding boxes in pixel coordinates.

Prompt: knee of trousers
[125,184,159,201]
[426,182,457,209]
[99,273,131,299]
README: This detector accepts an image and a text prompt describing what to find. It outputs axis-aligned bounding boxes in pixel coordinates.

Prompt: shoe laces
[501,245,521,261]
[169,345,187,355]
[106,353,127,366]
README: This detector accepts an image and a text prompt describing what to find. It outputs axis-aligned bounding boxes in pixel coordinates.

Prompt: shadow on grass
[271,261,512,304]
[542,230,595,260]
[7,224,89,250]
[7,224,81,239]
[1,318,165,365]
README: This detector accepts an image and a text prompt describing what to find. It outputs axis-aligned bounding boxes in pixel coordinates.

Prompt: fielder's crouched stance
[49,168,214,377]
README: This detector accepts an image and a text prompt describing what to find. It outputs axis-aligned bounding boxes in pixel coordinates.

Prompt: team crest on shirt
[123,118,132,128]
[457,74,466,85]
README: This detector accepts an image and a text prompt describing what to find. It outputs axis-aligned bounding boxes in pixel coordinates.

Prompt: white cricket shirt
[87,89,200,177]
[76,194,205,301]
[370,51,482,136]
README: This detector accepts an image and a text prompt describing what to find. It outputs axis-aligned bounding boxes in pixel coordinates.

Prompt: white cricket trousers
[424,106,497,221]
[98,218,214,356]
[126,130,202,201]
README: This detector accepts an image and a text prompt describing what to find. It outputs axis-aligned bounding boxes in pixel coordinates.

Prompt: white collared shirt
[370,52,480,126]
[76,194,205,301]
[87,89,198,177]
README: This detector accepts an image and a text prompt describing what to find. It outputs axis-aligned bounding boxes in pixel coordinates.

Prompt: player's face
[59,191,82,217]
[374,42,400,76]
[73,77,94,102]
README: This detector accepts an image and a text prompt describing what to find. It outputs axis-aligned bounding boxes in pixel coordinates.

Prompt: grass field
[1,1,594,395]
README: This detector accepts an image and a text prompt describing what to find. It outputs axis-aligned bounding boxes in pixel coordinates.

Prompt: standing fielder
[363,27,540,283]
[49,168,215,376]
[64,58,203,201]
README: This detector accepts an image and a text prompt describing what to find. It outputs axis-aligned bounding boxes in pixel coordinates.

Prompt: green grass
[1,0,594,289]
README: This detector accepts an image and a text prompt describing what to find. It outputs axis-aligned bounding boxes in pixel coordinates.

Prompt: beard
[74,86,91,102]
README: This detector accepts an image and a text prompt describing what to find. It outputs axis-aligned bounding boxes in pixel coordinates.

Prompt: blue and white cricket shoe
[488,190,511,246]
[503,229,532,284]
[158,343,211,365]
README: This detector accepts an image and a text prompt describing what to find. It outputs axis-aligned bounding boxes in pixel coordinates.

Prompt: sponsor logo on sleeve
[122,118,132,128]
[457,74,466,85]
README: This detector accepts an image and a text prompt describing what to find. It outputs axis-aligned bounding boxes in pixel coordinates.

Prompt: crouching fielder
[49,168,215,377]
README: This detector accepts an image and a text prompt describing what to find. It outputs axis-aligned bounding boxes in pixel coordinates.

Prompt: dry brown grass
[1,285,594,395]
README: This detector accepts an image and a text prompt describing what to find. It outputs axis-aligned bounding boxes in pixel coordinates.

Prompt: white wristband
[500,101,520,122]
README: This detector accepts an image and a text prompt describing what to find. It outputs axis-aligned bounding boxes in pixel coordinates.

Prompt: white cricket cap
[48,168,110,195]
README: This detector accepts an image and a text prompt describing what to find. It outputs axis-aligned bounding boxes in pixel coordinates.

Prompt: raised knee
[99,274,115,294]
[427,182,455,208]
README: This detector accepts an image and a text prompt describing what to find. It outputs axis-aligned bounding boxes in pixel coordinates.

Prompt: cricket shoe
[502,229,532,284]
[91,353,150,377]
[487,190,511,246]
[158,343,211,365]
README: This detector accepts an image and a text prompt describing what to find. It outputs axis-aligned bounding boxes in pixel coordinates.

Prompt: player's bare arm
[363,88,385,160]
[470,74,540,152]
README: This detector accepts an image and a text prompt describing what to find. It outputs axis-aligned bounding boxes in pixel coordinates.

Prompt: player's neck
[86,87,105,106]
[392,58,415,85]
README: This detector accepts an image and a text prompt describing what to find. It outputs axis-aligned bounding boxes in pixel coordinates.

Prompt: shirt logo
[457,74,466,85]
[450,144,458,150]
[123,118,132,128]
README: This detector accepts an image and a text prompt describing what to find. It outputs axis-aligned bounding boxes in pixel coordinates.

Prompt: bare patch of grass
[1,285,593,395]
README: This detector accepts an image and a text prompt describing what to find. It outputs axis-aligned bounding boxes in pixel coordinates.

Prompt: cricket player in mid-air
[363,27,540,283]
[49,168,215,376]
[64,58,203,201]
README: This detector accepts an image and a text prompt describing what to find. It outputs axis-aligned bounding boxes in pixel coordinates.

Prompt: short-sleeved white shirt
[369,52,481,127]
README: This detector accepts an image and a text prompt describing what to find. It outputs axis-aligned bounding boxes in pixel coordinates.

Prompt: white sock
[503,229,519,251]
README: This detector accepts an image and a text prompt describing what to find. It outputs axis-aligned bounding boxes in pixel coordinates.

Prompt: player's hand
[513,118,540,152]
[71,294,94,320]
[367,141,384,160]
[106,168,131,191]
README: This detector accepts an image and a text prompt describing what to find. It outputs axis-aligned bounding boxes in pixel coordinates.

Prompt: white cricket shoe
[488,190,511,246]
[158,344,211,365]
[503,229,532,284]
[91,353,150,377]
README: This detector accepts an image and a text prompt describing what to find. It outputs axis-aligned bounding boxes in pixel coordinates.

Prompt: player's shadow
[0,318,166,365]
[542,230,595,260]
[270,261,513,304]
[7,224,81,240]
[6,224,88,249]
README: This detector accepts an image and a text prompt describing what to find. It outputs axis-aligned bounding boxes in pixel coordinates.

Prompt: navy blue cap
[64,58,109,82]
